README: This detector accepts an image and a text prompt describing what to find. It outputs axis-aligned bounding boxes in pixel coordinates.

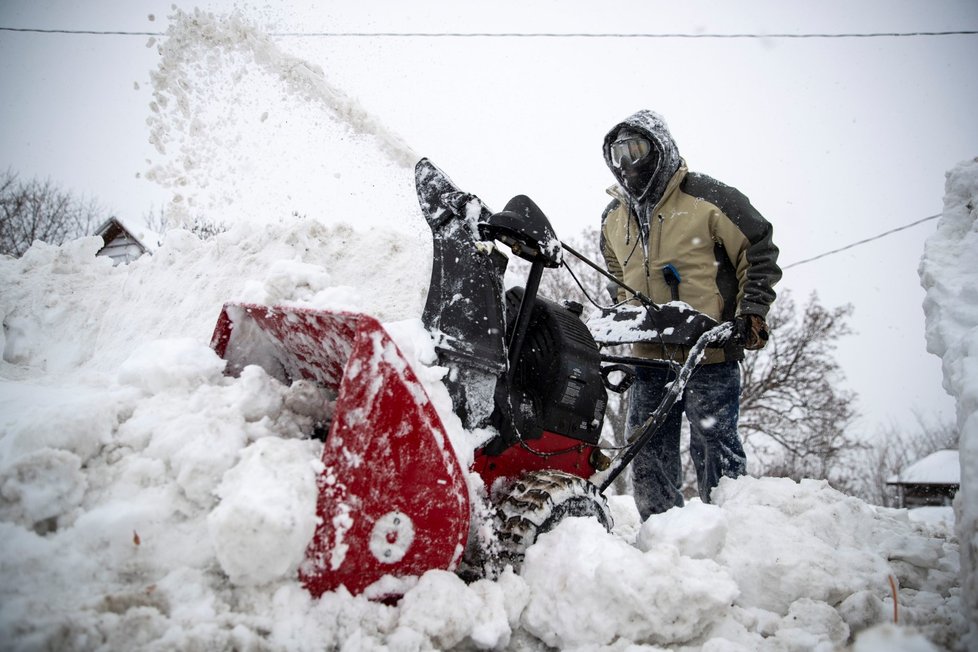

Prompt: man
[600,109,782,519]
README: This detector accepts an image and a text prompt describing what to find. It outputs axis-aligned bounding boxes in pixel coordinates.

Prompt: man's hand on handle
[733,314,769,350]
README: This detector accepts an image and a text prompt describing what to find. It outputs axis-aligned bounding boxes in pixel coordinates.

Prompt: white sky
[2,0,977,439]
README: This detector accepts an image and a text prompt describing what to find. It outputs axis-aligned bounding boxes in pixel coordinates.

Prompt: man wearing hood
[600,110,782,518]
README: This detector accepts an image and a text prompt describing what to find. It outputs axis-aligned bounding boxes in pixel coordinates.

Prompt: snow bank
[920,155,978,649]
[0,10,965,651]
[0,219,431,376]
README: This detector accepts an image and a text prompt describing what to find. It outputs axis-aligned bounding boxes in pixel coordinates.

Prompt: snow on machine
[210,158,732,597]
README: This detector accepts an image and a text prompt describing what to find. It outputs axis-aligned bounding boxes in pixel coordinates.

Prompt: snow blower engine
[210,158,731,598]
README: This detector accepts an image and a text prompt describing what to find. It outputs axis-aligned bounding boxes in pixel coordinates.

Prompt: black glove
[733,314,769,350]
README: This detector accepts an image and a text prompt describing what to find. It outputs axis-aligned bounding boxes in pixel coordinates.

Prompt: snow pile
[920,155,978,650]
[0,10,966,651]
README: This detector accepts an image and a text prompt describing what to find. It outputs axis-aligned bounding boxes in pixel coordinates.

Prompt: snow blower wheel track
[494,469,612,572]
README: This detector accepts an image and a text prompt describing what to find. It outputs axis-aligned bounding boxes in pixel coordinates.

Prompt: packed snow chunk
[0,448,86,533]
[770,598,850,650]
[383,317,482,469]
[0,379,129,467]
[383,318,439,369]
[852,623,941,651]
[467,578,518,649]
[238,258,358,311]
[520,517,738,648]
[118,337,227,394]
[494,566,531,629]
[607,493,642,544]
[637,498,728,559]
[710,476,953,619]
[838,590,888,636]
[266,583,394,651]
[208,436,322,586]
[155,567,226,624]
[116,363,307,507]
[908,506,955,533]
[397,570,512,650]
[1,238,116,370]
[713,477,886,611]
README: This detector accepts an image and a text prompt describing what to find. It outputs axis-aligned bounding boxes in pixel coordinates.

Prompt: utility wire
[2,26,978,39]
[248,30,978,39]
[0,24,952,271]
[0,27,162,36]
[782,214,941,270]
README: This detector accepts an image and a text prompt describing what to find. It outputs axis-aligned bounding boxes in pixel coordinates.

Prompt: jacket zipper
[655,214,664,260]
[644,214,664,298]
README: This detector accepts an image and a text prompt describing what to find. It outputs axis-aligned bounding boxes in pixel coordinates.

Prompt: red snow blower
[210,159,731,597]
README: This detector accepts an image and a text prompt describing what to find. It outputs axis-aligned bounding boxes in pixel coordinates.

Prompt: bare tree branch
[0,170,104,257]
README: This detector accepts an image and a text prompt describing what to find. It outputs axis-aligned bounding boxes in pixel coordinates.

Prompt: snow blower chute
[210,158,731,597]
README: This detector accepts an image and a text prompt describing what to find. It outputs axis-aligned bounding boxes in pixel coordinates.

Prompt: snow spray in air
[144,9,420,228]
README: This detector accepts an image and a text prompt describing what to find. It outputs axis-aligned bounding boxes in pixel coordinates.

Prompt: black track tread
[494,469,612,572]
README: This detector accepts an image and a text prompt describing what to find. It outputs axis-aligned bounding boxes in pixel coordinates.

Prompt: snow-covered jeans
[626,360,747,519]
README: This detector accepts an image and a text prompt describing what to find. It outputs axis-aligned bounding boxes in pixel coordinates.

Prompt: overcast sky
[2,0,977,439]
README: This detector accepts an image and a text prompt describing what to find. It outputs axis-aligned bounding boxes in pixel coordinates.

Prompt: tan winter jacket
[601,163,781,364]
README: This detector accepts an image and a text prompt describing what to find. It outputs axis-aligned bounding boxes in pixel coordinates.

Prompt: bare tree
[854,414,958,506]
[142,204,171,238]
[738,291,862,491]
[143,203,228,241]
[0,170,103,257]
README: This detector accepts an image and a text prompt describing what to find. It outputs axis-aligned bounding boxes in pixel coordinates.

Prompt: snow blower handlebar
[560,241,660,313]
[596,321,734,492]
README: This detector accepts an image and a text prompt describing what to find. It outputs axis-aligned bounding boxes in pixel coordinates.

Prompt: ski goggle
[610,136,653,167]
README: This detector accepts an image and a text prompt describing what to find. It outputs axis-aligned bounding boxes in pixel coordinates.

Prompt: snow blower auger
[210,306,470,597]
[210,158,732,597]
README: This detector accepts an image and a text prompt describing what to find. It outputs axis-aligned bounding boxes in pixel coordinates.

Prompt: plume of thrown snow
[145,8,420,229]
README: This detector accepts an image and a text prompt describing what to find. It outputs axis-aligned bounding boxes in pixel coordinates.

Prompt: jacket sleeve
[600,200,627,303]
[706,183,782,318]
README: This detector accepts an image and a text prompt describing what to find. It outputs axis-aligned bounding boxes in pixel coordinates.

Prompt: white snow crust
[920,155,978,651]
[0,10,968,651]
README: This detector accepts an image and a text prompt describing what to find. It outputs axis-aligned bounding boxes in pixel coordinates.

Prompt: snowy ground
[0,221,965,651]
[0,10,971,652]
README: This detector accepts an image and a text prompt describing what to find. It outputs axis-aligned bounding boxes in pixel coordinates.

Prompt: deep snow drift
[920,155,978,650]
[0,10,967,651]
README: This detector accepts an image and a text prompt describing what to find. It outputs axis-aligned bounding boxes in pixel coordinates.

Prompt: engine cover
[501,288,608,445]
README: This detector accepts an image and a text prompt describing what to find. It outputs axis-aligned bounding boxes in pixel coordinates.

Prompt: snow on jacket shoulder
[600,164,781,364]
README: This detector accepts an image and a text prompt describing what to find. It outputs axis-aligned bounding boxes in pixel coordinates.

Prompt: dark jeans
[626,360,746,519]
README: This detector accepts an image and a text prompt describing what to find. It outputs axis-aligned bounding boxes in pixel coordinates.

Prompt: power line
[0,23,955,272]
[782,214,941,270]
[2,26,978,39]
[0,27,162,36]
[276,29,978,39]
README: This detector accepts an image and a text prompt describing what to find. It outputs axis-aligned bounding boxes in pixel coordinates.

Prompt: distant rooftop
[95,217,152,265]
[888,449,960,486]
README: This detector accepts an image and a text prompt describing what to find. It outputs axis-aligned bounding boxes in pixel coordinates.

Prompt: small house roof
[887,449,960,486]
[95,217,151,252]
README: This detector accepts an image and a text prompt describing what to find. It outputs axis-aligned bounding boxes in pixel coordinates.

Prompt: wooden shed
[887,449,960,508]
[95,217,150,265]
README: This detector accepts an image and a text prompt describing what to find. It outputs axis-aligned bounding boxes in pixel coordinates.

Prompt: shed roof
[95,217,149,249]
[887,449,960,486]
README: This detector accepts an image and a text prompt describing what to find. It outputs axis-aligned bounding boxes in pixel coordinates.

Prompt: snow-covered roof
[887,449,960,485]
[95,217,159,253]
[95,217,154,265]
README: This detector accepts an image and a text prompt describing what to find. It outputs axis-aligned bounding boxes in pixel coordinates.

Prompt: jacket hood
[602,110,682,206]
